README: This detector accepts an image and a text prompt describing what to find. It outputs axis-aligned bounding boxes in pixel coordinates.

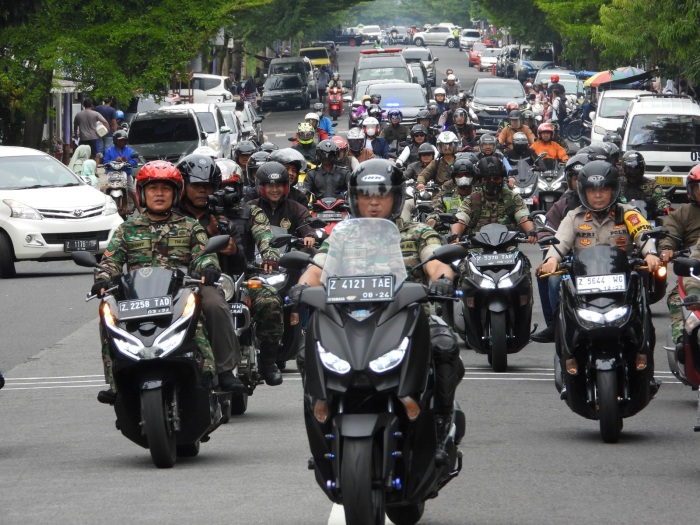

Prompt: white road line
[4,375,104,380]
[3,384,108,391]
[328,504,397,525]
[7,379,105,386]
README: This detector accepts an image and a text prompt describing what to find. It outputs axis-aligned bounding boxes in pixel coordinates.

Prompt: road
[1,44,700,525]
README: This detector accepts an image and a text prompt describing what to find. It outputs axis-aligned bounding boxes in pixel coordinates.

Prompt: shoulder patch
[196,231,208,245]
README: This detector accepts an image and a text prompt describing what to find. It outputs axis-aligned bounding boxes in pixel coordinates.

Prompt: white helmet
[305,113,320,126]
[437,131,459,145]
[447,74,456,81]
[363,117,379,137]
[434,87,446,97]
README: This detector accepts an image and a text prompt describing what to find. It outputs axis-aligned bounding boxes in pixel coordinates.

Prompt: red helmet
[136,161,183,209]
[506,101,520,111]
[331,135,349,153]
[538,122,554,136]
[687,165,700,202]
[551,74,560,83]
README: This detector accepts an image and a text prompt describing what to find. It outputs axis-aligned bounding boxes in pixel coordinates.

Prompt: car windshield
[195,112,217,134]
[481,49,501,58]
[357,67,411,84]
[628,114,700,149]
[0,155,81,190]
[363,25,381,33]
[270,63,305,76]
[559,79,584,94]
[364,86,426,107]
[300,49,328,60]
[474,82,524,99]
[321,218,407,289]
[403,49,430,61]
[472,43,489,52]
[266,75,302,90]
[523,47,553,61]
[129,117,199,144]
[599,97,636,118]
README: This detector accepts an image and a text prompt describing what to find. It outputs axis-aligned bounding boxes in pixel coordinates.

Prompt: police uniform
[620,176,672,218]
[96,212,218,390]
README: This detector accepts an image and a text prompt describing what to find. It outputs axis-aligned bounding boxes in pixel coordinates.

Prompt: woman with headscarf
[68,144,92,175]
[80,159,99,189]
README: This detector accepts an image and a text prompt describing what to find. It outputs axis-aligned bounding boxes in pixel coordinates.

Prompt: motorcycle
[72,235,231,467]
[103,159,133,219]
[311,196,350,236]
[536,159,567,212]
[546,234,661,443]
[327,87,344,121]
[509,153,547,207]
[452,223,534,372]
[279,218,466,525]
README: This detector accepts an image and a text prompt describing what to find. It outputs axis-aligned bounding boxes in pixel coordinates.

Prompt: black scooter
[280,218,466,525]
[73,236,230,468]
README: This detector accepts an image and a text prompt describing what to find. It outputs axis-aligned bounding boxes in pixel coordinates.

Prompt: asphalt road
[2,45,700,524]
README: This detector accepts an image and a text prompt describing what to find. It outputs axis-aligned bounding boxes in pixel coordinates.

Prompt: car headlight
[3,199,43,220]
[369,338,409,373]
[470,102,487,112]
[576,306,630,326]
[317,342,351,374]
[594,125,608,136]
[468,260,496,289]
[104,195,119,216]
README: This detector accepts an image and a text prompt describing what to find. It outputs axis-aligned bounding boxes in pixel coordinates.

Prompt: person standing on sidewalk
[73,97,109,160]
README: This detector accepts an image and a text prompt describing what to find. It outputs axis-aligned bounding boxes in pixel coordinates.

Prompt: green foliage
[342,0,474,29]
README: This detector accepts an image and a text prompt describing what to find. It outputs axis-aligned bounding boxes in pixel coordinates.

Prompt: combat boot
[258,345,283,386]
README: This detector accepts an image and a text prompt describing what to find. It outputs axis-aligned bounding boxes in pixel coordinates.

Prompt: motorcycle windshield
[121,267,178,299]
[572,245,630,278]
[514,159,537,186]
[471,223,518,249]
[321,218,407,290]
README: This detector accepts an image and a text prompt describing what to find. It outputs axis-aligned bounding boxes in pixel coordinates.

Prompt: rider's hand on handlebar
[201,267,221,286]
[429,276,454,297]
[91,280,110,297]
[526,230,538,244]
[644,253,661,273]
[426,218,437,227]
[660,249,674,263]
[508,177,516,188]
[538,258,559,276]
[303,236,316,248]
[262,259,278,273]
[416,183,425,190]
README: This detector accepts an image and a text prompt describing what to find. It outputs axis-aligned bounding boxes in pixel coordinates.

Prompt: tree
[472,0,560,46]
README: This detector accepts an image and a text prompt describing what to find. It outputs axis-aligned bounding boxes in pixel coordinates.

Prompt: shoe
[532,325,556,343]
[217,371,246,393]
[97,389,117,405]
[650,378,662,399]
[258,348,283,386]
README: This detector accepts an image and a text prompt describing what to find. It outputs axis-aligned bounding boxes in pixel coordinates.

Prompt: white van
[514,45,554,82]
[460,29,481,50]
[590,89,647,142]
[619,94,700,195]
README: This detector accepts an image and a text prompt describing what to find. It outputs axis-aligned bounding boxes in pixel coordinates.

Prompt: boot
[258,345,283,386]
[217,370,246,393]
[97,389,117,405]
[531,324,555,343]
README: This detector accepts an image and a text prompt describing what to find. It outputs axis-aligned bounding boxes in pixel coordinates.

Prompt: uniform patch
[580,239,591,246]
[585,212,591,220]
[615,236,628,246]
[280,218,291,230]
[127,240,151,251]
[627,213,641,226]
[103,249,115,258]
[196,232,208,245]
[168,237,190,247]
[578,224,592,231]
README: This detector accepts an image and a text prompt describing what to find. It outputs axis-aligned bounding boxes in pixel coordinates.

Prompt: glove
[429,276,454,297]
[446,234,460,244]
[262,259,279,272]
[91,280,110,297]
[200,267,222,286]
[288,283,309,306]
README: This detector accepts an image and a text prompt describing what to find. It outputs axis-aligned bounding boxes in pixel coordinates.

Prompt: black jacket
[248,197,315,238]
[304,164,351,200]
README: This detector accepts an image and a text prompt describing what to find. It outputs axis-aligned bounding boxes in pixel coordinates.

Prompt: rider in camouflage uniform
[426,157,477,227]
[92,161,219,404]
[618,151,672,219]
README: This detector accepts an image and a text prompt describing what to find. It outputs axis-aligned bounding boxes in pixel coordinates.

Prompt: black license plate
[117,296,173,320]
[64,239,99,252]
[326,275,394,303]
[473,253,516,267]
[230,303,245,314]
[319,212,344,222]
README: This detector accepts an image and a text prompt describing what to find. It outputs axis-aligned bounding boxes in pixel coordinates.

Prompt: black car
[468,78,527,132]
[128,109,208,163]
[260,73,310,112]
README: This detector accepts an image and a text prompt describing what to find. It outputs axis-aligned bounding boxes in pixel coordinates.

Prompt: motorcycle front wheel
[341,437,386,525]
[597,370,622,443]
[490,312,508,372]
[141,388,177,468]
[386,502,425,525]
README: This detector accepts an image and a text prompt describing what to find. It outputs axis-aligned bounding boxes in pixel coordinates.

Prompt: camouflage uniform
[95,212,219,390]
[658,203,700,342]
[416,158,455,186]
[426,180,465,221]
[619,176,672,218]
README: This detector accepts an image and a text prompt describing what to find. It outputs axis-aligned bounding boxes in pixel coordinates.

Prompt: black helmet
[269,147,307,175]
[509,110,521,121]
[476,156,505,197]
[564,153,592,186]
[512,132,529,153]
[455,151,480,165]
[427,101,439,114]
[234,140,257,159]
[577,160,620,213]
[449,95,460,106]
[578,144,611,163]
[418,142,435,159]
[479,134,497,147]
[368,104,382,119]
[246,151,270,183]
[416,109,431,121]
[256,161,290,199]
[452,158,476,188]
[453,108,468,123]
[411,124,428,138]
[316,139,340,163]
[177,153,221,190]
[348,159,404,220]
[622,150,645,180]
[259,141,279,153]
[600,141,621,165]
[113,130,128,143]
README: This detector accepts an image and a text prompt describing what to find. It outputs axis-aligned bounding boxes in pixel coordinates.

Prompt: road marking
[328,504,397,525]
[4,374,104,380]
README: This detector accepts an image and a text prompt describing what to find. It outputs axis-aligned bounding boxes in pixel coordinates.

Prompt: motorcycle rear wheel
[490,312,508,372]
[386,502,425,525]
[341,437,386,525]
[229,393,248,415]
[566,120,583,141]
[597,370,622,443]
[141,388,177,468]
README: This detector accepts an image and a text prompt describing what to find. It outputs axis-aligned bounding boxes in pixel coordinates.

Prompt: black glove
[91,280,110,297]
[288,283,309,306]
[446,234,460,244]
[200,267,222,286]
[429,276,454,297]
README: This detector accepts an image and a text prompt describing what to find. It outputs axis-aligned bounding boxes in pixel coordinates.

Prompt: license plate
[326,275,394,303]
[656,176,683,186]
[523,197,534,205]
[473,253,516,267]
[319,212,344,222]
[576,274,626,294]
[230,303,244,314]
[64,239,99,252]
[117,295,173,320]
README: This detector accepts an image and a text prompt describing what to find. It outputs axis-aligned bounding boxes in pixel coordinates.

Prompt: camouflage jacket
[658,202,700,252]
[619,176,671,216]
[455,187,530,233]
[428,180,465,217]
[416,157,454,186]
[95,212,219,282]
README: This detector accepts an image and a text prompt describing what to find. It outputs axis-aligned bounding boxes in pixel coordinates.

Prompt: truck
[324,29,364,47]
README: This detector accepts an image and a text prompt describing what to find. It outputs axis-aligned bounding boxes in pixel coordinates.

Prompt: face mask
[365,127,376,137]
[364,101,371,107]
[456,176,472,187]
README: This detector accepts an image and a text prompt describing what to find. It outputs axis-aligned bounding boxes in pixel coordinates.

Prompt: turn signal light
[565,358,578,375]
[399,396,421,421]
[636,354,648,371]
[656,266,667,278]
[102,303,116,326]
[314,399,328,423]
[247,280,262,289]
[182,292,196,318]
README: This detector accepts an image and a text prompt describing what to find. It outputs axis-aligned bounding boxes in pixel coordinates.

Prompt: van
[128,108,208,163]
[459,29,481,50]
[299,46,331,69]
[351,48,412,90]
[619,94,700,197]
[268,56,317,98]
[514,45,554,82]
[590,89,647,142]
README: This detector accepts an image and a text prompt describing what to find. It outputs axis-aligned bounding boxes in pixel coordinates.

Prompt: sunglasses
[413,133,426,137]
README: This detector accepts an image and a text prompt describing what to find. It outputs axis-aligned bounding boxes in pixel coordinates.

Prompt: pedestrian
[315,66,330,103]
[93,96,118,157]
[225,68,239,95]
[73,97,109,160]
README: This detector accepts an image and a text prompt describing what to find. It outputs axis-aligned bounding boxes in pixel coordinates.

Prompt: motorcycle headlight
[468,260,495,289]
[576,306,630,327]
[317,342,351,375]
[513,184,534,194]
[218,274,235,302]
[113,336,145,357]
[369,338,409,373]
[155,325,188,354]
[497,259,522,289]
[261,273,286,288]
[104,195,119,216]
[3,199,43,220]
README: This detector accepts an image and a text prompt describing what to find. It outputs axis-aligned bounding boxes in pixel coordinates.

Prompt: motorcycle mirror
[438,213,459,225]
[616,127,624,136]
[130,152,140,159]
[287,137,296,142]
[332,122,338,128]
[537,152,547,160]
[430,244,468,264]
[201,235,230,256]
[537,236,559,246]
[639,226,668,241]
[72,251,99,268]
[305,217,328,229]
[270,234,294,249]
[674,257,700,277]
[279,251,318,270]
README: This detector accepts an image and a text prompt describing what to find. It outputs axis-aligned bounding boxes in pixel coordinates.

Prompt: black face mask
[483,180,502,196]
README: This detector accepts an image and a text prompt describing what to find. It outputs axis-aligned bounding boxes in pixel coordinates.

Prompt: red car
[468,42,492,68]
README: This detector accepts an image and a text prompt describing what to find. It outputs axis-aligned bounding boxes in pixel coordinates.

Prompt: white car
[590,89,647,142]
[176,73,234,104]
[161,103,232,159]
[0,146,123,278]
[412,26,457,48]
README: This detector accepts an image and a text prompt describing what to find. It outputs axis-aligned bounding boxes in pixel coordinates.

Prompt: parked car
[175,73,234,104]
[411,25,456,48]
[496,45,519,78]
[459,29,481,50]
[216,101,264,145]
[468,78,527,131]
[219,107,242,147]
[402,46,439,87]
[299,46,331,69]
[268,56,317,99]
[128,108,209,163]
[589,89,647,142]
[360,25,382,43]
[161,103,232,159]
[260,73,310,112]
[468,42,492,68]
[477,47,501,72]
[0,146,123,278]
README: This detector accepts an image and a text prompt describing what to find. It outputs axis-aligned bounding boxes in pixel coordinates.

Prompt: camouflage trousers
[100,317,216,393]
[668,283,683,344]
[249,283,284,345]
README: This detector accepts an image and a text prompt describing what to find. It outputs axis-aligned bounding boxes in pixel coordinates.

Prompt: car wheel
[0,232,16,278]
[446,39,455,48]
[414,37,424,46]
